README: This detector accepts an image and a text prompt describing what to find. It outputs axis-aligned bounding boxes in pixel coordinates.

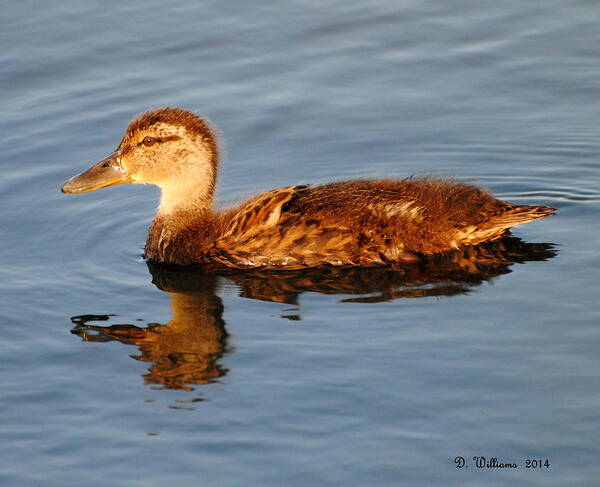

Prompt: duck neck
[157,177,215,218]
[146,195,217,265]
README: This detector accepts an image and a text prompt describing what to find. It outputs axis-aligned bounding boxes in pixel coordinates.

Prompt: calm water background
[1,1,599,485]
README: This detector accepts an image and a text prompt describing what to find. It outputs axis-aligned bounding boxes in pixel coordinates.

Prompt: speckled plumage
[63,107,555,268]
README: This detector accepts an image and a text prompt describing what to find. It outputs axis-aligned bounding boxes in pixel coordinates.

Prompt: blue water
[2,1,600,485]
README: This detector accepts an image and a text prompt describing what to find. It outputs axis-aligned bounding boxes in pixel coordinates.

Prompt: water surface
[1,1,599,486]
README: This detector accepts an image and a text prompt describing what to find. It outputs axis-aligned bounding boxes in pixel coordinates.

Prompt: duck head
[62,108,219,214]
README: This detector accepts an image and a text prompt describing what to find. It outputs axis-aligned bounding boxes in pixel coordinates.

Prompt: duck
[62,107,555,268]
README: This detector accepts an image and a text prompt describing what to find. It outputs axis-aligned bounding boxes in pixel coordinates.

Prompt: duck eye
[143,137,157,147]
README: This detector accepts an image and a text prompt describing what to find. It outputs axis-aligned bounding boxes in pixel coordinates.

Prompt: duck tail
[455,204,556,247]
[486,204,556,229]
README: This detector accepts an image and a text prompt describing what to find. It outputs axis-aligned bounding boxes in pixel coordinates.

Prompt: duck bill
[61,153,132,194]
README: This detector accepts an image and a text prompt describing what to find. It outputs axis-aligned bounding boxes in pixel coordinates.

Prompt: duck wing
[219,185,309,239]
[212,185,358,268]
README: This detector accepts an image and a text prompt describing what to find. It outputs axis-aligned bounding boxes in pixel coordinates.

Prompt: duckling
[62,107,555,268]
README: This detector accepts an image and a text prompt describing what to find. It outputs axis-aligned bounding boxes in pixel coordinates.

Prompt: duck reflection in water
[72,276,228,391]
[71,237,556,390]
